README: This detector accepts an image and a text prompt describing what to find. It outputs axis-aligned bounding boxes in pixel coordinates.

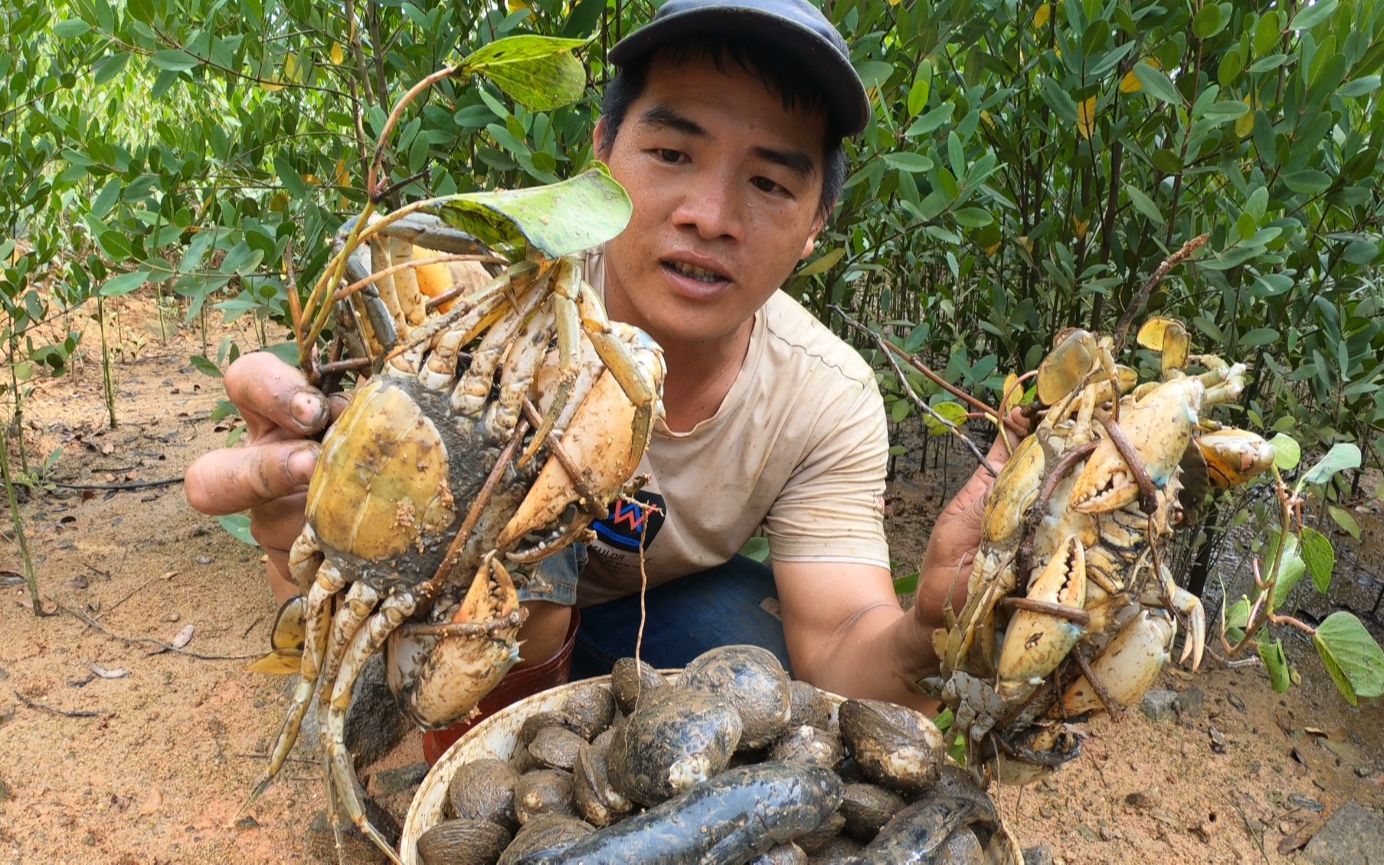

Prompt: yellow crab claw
[1036,329,1099,406]
[1136,317,1191,378]
[1070,377,1203,513]
[981,435,1046,544]
[1195,428,1274,489]
[497,366,647,550]
[1060,610,1173,716]
[387,554,522,729]
[996,535,1087,700]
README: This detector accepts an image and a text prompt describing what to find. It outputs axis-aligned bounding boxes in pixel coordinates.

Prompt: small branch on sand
[57,602,260,661]
[14,691,108,720]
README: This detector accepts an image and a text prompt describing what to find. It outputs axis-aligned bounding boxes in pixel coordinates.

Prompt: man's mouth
[663,259,728,284]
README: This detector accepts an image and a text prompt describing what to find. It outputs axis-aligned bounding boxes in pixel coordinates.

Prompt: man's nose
[671,173,743,241]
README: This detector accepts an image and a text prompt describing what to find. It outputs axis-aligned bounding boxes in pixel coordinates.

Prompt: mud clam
[406,645,1022,865]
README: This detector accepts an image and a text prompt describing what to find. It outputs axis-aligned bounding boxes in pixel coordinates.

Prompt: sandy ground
[1,297,1381,864]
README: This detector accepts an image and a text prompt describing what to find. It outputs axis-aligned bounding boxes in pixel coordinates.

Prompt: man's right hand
[184,352,346,602]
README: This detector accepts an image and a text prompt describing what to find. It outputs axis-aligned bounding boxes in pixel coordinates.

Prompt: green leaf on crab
[425,164,632,259]
[462,35,590,111]
[1314,612,1384,705]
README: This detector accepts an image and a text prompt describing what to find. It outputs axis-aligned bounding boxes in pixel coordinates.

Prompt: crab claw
[996,535,1087,701]
[386,553,522,729]
[1060,610,1173,716]
[1164,578,1205,672]
[1070,377,1203,514]
[1195,428,1274,490]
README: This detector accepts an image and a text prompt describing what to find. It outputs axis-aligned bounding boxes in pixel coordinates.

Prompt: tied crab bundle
[923,312,1275,784]
[249,166,666,864]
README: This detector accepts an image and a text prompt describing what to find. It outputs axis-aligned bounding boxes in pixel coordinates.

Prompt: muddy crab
[925,317,1274,782]
[248,167,666,863]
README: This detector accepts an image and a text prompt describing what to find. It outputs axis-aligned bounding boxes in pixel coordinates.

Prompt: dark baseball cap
[608,0,870,136]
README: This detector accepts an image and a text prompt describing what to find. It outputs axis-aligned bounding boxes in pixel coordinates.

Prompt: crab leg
[575,281,665,463]
[450,269,551,420]
[517,257,584,463]
[246,543,344,804]
[322,592,420,865]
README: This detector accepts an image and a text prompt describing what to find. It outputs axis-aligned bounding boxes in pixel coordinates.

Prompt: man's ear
[593,117,609,157]
[799,214,826,260]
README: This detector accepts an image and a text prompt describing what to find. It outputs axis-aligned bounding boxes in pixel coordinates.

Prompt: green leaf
[1338,76,1381,97]
[1225,597,1251,630]
[149,49,198,72]
[854,60,894,90]
[1201,100,1249,122]
[1314,611,1384,703]
[462,35,590,111]
[98,270,150,297]
[54,19,92,38]
[738,536,770,564]
[923,401,968,436]
[1133,61,1182,105]
[1259,637,1292,693]
[273,153,309,198]
[1269,532,1307,608]
[953,207,992,228]
[1327,505,1361,539]
[190,355,222,378]
[892,571,919,597]
[883,152,935,173]
[427,164,631,259]
[217,513,258,547]
[1299,527,1334,593]
[1124,184,1165,225]
[1290,0,1338,31]
[1283,169,1332,195]
[1269,433,1301,470]
[906,104,954,137]
[795,247,845,279]
[907,61,932,116]
[1299,443,1361,486]
[1193,4,1226,39]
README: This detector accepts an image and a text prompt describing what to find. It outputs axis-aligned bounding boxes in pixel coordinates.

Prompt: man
[185,0,1010,710]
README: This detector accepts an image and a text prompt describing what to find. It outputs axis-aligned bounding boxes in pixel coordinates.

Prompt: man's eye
[752,177,787,195]
[654,148,686,164]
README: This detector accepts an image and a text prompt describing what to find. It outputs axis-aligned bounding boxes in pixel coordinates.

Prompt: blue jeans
[520,547,792,679]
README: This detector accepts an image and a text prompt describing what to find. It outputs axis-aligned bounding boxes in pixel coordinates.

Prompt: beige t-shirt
[576,254,891,606]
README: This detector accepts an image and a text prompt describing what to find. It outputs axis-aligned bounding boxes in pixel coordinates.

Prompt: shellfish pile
[414,646,1023,865]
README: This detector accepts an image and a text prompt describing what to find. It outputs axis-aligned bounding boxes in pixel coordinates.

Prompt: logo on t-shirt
[591,490,665,552]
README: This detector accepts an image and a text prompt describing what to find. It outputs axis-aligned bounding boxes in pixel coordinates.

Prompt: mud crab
[249,168,665,863]
[925,318,1274,782]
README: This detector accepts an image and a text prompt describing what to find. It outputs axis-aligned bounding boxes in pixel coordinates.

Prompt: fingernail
[287,445,319,485]
[290,391,326,429]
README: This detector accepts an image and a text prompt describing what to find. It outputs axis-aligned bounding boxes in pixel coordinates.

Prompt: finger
[224,351,331,438]
[250,492,309,554]
[184,440,319,515]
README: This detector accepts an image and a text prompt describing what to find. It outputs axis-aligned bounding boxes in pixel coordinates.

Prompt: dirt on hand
[1,297,1381,864]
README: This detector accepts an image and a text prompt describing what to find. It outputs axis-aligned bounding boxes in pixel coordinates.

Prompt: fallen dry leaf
[171,624,195,649]
[89,663,130,680]
[160,570,178,581]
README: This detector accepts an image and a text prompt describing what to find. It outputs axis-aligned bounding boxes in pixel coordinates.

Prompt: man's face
[598,54,828,348]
